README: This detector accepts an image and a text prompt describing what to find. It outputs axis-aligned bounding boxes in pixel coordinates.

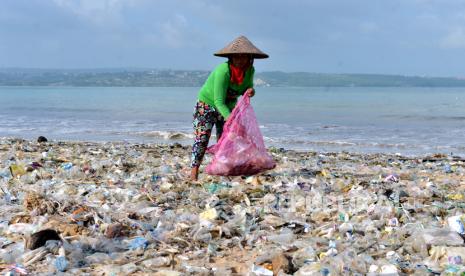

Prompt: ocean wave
[5,106,106,113]
[381,114,465,121]
[263,137,425,150]
[138,130,193,140]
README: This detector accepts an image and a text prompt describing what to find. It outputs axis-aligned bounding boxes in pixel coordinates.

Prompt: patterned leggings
[190,101,225,168]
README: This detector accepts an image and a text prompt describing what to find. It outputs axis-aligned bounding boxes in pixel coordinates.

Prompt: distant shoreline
[2,69,465,87]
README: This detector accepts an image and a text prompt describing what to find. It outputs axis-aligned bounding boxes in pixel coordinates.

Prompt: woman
[190,35,269,181]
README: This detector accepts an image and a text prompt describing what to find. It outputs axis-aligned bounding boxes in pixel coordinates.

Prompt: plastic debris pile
[0,138,465,275]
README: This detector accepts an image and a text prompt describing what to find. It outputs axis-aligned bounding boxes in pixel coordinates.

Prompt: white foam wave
[138,131,194,140]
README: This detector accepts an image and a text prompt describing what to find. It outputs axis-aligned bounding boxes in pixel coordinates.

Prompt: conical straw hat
[214,35,269,59]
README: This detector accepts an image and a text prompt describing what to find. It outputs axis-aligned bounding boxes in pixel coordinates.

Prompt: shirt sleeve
[213,68,232,120]
[242,66,255,92]
[249,67,255,89]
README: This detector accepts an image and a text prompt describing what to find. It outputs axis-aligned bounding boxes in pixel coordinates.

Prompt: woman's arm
[213,69,232,120]
[246,66,255,97]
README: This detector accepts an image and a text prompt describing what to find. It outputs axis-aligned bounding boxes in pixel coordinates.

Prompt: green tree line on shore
[1,68,465,87]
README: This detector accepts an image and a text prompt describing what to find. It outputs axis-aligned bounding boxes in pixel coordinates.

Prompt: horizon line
[0,67,463,79]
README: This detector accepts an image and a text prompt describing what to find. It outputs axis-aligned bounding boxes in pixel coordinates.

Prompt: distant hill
[0,68,209,87]
[1,68,465,87]
[256,71,465,87]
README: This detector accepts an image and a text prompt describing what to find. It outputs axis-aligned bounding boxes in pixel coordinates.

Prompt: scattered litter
[447,214,465,234]
[0,138,464,274]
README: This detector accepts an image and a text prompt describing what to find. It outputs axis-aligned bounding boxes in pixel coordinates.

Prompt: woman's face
[231,54,251,69]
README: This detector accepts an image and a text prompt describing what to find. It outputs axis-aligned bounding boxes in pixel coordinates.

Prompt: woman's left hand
[246,88,255,97]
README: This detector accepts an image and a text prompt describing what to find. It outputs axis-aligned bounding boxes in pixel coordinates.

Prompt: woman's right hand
[245,88,255,97]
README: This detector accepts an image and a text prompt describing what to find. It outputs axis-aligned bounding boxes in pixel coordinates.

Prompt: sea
[1,86,465,156]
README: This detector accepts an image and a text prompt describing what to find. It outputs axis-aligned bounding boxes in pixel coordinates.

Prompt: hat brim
[214,52,269,59]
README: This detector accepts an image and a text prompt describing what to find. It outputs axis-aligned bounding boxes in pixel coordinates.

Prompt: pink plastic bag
[206,94,276,176]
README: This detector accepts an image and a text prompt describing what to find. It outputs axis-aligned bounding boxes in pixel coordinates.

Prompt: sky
[1,0,465,77]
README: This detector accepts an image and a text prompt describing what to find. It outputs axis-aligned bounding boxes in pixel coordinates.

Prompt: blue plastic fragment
[128,237,149,250]
[55,256,68,272]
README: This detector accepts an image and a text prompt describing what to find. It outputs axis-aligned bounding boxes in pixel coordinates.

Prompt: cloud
[159,14,188,48]
[440,27,465,48]
[2,0,465,75]
[51,0,136,27]
[52,0,124,14]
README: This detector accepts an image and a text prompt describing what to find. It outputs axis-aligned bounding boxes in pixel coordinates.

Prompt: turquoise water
[1,86,465,155]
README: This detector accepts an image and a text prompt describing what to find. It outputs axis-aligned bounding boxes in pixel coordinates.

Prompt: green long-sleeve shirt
[198,62,254,120]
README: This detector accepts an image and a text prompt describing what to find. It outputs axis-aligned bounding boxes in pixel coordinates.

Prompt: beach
[1,138,464,275]
[4,0,465,274]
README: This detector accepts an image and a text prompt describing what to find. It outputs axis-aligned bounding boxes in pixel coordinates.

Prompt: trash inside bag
[206,94,276,176]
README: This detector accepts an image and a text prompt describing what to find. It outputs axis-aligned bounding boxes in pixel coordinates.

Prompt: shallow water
[1,86,465,156]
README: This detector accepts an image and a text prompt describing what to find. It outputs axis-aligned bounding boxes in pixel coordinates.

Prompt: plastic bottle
[411,236,428,258]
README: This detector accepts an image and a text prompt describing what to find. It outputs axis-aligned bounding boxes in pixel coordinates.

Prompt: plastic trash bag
[206,94,276,176]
